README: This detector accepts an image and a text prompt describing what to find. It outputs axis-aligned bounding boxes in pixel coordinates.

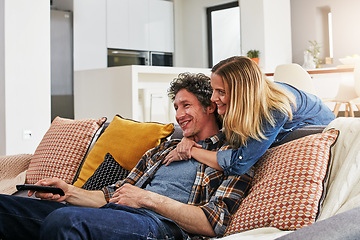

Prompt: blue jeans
[0,194,179,240]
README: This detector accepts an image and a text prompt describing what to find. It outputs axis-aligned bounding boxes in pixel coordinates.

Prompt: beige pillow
[226,129,339,235]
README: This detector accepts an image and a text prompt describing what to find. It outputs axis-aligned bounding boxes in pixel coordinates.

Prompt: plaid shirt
[102,133,253,238]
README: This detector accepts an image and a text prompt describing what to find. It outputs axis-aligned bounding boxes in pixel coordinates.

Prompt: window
[207,2,241,67]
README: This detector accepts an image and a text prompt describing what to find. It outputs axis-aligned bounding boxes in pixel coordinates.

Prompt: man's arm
[65,185,107,207]
[30,177,107,208]
[109,183,216,237]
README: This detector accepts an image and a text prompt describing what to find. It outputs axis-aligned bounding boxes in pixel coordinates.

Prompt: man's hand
[109,184,150,208]
[163,137,202,165]
[28,177,107,208]
[109,183,215,236]
[29,177,70,202]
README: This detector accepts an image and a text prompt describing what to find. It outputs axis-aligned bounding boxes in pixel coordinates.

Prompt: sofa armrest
[0,154,33,181]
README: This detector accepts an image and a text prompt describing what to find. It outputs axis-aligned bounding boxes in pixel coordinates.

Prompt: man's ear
[207,102,217,114]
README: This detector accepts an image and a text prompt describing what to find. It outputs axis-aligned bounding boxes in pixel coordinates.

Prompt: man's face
[174,89,211,142]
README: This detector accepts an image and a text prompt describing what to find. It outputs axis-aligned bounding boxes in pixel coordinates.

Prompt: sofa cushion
[226,129,339,235]
[26,116,106,184]
[81,153,130,190]
[277,206,360,240]
[73,115,174,187]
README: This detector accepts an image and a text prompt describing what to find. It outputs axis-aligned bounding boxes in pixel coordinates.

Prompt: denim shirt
[217,82,335,176]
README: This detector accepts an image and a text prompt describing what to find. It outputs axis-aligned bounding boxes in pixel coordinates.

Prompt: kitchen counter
[265,66,354,76]
[74,65,211,123]
[74,65,356,123]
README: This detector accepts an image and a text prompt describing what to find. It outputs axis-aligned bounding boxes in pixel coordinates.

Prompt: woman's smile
[210,73,230,116]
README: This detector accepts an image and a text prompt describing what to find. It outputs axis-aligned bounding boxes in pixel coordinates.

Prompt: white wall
[51,0,107,71]
[291,0,360,66]
[174,0,292,72]
[173,0,234,68]
[239,0,292,72]
[0,0,51,155]
[0,0,5,154]
[263,0,292,71]
[239,0,265,60]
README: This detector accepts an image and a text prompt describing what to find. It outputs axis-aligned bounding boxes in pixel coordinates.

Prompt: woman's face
[210,73,230,115]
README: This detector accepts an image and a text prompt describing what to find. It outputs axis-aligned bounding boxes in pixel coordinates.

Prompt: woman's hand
[176,137,202,160]
[163,137,202,165]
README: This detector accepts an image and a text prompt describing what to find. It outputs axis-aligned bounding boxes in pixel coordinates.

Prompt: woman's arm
[165,113,289,175]
[163,137,222,170]
[190,148,222,170]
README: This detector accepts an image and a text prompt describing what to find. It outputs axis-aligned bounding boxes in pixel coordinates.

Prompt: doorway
[51,10,74,121]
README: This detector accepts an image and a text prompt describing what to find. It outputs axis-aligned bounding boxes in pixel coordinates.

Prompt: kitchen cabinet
[106,0,174,52]
[106,0,130,49]
[149,0,174,52]
[128,0,149,51]
[74,66,210,123]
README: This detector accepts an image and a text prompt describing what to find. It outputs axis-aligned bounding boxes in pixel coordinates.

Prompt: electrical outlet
[23,130,32,140]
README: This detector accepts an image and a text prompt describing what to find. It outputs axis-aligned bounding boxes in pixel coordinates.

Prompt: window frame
[206,1,240,68]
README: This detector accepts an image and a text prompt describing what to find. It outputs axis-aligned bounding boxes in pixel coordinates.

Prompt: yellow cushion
[73,115,174,187]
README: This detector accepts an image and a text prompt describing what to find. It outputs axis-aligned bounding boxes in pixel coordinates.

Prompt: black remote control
[16,184,65,196]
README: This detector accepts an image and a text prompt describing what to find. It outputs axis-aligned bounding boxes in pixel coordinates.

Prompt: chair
[322,62,360,117]
[273,63,317,95]
[349,62,360,114]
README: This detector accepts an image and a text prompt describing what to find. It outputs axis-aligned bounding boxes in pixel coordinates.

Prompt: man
[0,73,252,240]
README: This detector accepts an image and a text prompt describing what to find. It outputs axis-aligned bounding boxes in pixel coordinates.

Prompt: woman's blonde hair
[212,56,296,148]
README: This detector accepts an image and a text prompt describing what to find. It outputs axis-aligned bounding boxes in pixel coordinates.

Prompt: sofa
[0,116,360,239]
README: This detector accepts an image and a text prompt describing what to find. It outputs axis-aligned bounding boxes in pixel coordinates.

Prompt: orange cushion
[73,115,174,187]
[226,129,339,235]
[26,116,106,184]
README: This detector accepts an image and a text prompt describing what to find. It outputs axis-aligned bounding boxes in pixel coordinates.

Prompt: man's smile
[179,120,191,128]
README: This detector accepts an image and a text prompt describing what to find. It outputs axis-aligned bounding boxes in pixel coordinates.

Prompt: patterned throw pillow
[73,115,174,187]
[225,129,339,235]
[26,117,106,184]
[82,153,130,190]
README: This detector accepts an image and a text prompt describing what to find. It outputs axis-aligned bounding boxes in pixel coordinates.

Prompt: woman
[164,56,335,176]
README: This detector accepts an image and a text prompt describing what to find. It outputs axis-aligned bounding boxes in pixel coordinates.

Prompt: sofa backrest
[271,125,326,147]
[170,124,326,145]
